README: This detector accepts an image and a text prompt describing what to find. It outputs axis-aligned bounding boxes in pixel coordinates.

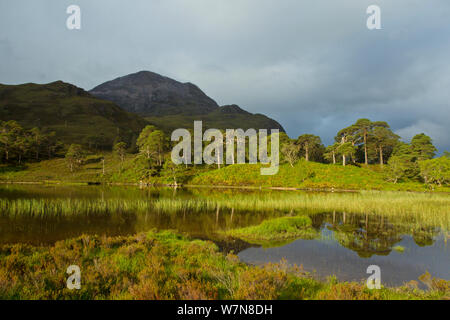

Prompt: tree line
[51,121,450,186]
[0,121,61,164]
[1,118,447,186]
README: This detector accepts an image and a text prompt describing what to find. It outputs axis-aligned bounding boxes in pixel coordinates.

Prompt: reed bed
[0,191,448,229]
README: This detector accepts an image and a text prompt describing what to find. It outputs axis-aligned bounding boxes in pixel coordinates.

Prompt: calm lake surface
[0,184,448,287]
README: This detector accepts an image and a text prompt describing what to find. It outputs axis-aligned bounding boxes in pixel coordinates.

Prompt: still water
[0,184,448,287]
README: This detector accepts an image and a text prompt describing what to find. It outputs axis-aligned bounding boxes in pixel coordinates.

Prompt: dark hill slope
[144,104,285,133]
[0,81,148,148]
[90,71,219,116]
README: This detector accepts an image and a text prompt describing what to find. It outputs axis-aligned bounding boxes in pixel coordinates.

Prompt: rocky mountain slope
[90,71,219,116]
[90,71,285,132]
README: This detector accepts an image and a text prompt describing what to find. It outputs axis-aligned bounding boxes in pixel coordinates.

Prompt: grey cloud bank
[0,0,449,152]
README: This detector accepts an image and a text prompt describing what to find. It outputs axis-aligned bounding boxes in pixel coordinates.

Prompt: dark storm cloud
[0,0,449,151]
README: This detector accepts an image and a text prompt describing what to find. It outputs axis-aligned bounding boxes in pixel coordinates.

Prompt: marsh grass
[0,191,448,229]
[0,230,448,300]
[393,245,406,253]
[225,215,319,246]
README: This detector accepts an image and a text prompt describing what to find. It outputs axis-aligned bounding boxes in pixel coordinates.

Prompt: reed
[0,191,448,229]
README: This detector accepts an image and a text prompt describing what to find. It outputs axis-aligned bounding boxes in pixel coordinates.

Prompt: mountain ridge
[89,70,285,132]
[90,71,219,116]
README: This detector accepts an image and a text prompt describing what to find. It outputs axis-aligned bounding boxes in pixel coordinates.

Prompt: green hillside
[190,160,450,192]
[2,154,448,193]
[0,81,149,149]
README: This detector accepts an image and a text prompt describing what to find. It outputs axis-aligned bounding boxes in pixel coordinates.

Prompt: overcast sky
[1,0,449,152]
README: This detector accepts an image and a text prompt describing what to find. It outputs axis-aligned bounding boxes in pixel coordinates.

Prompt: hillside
[190,160,450,192]
[0,81,149,148]
[1,155,448,193]
[90,71,285,132]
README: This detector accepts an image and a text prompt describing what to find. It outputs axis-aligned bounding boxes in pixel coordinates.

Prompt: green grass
[0,154,140,183]
[0,153,210,185]
[2,155,449,195]
[0,230,448,300]
[224,215,319,246]
[191,160,450,192]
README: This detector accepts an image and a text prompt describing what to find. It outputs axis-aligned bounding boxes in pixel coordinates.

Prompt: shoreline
[1,180,448,195]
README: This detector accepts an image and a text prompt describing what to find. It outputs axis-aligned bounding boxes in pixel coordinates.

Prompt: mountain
[90,71,285,132]
[90,71,219,116]
[0,81,148,148]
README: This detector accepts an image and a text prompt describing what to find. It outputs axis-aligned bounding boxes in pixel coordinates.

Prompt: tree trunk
[216,206,220,224]
[342,155,346,166]
[332,151,336,164]
[364,132,368,165]
[379,146,384,167]
[351,141,355,163]
[305,145,309,162]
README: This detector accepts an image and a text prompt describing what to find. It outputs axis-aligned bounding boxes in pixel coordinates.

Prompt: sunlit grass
[224,215,320,247]
[0,190,448,230]
[0,230,448,300]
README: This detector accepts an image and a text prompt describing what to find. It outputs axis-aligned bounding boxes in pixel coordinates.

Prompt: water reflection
[239,212,449,286]
[314,212,441,258]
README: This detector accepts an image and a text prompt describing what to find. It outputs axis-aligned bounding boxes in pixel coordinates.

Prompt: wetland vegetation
[0,184,448,299]
[1,230,448,300]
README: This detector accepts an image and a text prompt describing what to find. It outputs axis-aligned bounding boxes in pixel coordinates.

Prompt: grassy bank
[191,161,450,192]
[0,154,142,184]
[0,230,448,300]
[1,155,449,193]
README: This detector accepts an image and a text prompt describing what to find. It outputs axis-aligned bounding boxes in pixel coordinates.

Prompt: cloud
[0,0,449,152]
[395,120,448,153]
